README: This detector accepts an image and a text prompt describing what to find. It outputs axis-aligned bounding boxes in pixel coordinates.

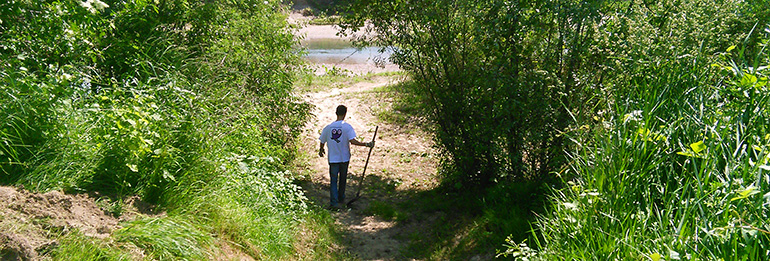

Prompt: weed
[365,201,407,222]
[115,216,212,260]
[51,232,131,260]
[95,197,123,217]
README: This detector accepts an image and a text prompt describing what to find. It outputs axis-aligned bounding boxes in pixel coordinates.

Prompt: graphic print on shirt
[331,128,342,143]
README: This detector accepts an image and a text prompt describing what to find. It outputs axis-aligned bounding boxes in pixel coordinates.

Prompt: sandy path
[291,9,439,260]
[297,74,439,260]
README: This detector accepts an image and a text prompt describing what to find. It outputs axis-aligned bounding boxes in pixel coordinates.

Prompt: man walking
[319,105,374,209]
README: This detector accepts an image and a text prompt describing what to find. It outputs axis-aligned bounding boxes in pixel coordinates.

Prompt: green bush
[340,0,614,190]
[340,0,770,192]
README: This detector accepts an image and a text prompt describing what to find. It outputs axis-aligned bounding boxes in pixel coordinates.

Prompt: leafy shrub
[341,0,770,259]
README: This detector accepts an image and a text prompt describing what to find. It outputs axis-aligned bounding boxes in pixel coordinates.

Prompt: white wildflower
[92,0,109,11]
[80,0,94,13]
[81,0,109,14]
[623,110,643,124]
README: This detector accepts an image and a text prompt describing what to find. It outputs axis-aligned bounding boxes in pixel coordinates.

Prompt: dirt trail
[291,14,440,257]
[297,74,439,260]
[290,8,439,259]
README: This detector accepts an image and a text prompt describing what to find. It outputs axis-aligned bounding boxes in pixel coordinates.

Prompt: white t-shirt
[319,121,357,163]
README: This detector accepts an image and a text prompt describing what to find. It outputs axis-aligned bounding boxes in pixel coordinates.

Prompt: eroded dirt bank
[0,186,158,260]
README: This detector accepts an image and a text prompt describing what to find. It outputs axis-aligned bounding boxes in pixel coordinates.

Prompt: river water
[299,37,396,74]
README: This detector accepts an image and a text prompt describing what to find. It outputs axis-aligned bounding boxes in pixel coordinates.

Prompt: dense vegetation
[1,0,342,259]
[340,0,770,259]
[4,0,770,259]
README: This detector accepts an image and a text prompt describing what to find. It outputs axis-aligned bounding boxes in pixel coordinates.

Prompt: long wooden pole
[347,126,378,207]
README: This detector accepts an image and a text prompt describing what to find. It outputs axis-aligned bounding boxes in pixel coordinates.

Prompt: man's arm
[350,139,375,148]
[319,142,325,157]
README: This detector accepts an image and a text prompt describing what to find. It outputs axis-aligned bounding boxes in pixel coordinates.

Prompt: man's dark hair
[336,105,347,116]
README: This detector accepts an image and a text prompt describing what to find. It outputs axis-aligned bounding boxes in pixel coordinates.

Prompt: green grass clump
[176,161,309,258]
[115,216,212,260]
[50,232,131,261]
[308,15,341,25]
[380,183,542,260]
[365,200,407,222]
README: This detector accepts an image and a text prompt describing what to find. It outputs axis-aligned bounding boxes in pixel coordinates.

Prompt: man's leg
[329,163,340,207]
[338,161,349,204]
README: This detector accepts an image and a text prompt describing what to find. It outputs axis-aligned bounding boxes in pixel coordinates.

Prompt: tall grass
[51,232,131,260]
[525,36,770,260]
[115,216,213,260]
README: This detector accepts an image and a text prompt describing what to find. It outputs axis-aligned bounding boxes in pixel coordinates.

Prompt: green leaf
[650,253,662,261]
[690,141,706,154]
[127,163,138,172]
[757,77,768,87]
[726,45,737,52]
[677,151,694,157]
[731,186,759,201]
[741,74,758,86]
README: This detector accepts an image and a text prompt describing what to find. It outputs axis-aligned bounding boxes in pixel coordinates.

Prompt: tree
[340,0,608,190]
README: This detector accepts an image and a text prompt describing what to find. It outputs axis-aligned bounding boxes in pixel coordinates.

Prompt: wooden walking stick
[347,126,378,207]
